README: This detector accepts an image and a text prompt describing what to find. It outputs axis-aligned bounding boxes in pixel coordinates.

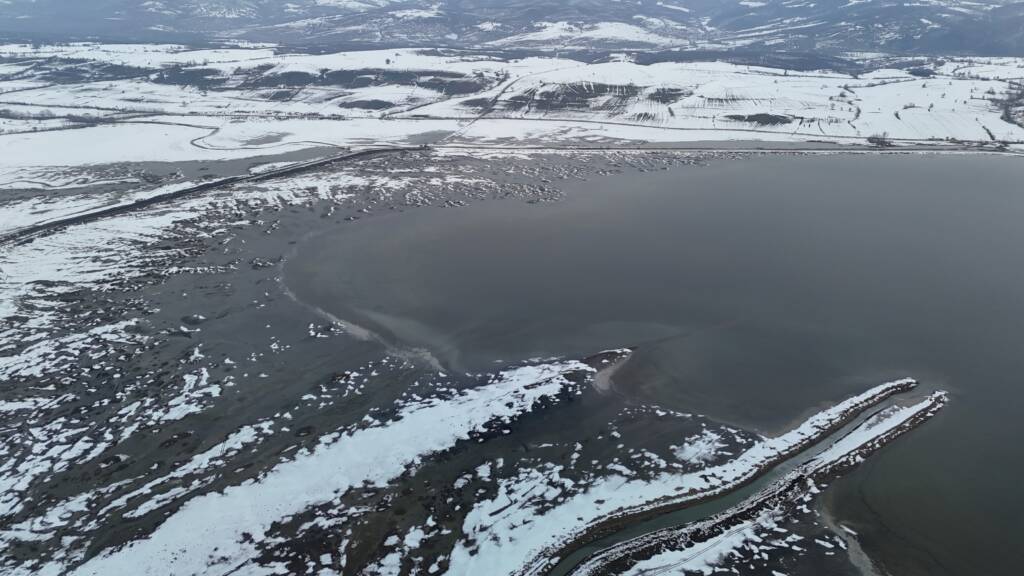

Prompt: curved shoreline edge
[507,379,920,576]
[570,391,948,575]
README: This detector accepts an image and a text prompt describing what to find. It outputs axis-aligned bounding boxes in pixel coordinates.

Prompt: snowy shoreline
[446,379,918,575]
[570,391,949,576]
[0,104,978,574]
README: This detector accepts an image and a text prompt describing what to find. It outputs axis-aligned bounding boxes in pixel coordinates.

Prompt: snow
[0,43,982,574]
[198,117,460,149]
[0,398,48,413]
[153,368,222,422]
[0,116,441,177]
[0,200,191,318]
[99,421,274,520]
[0,122,268,167]
[1,45,1019,174]
[0,43,279,69]
[811,392,947,467]
[259,49,579,78]
[0,320,137,380]
[491,21,679,48]
[658,2,691,13]
[575,391,949,576]
[673,428,727,464]
[0,178,202,236]
[391,6,442,20]
[620,515,764,575]
[314,0,404,11]
[402,58,1024,146]
[446,379,915,575]
[70,361,591,576]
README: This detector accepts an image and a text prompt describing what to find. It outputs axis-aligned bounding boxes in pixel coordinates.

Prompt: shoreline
[518,379,918,576]
[568,391,949,575]
[433,140,1024,154]
[5,140,1019,246]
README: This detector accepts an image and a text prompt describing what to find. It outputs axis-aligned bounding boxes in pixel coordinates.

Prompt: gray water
[288,153,1024,575]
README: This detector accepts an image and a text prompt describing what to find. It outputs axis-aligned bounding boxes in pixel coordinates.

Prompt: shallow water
[287,153,1024,575]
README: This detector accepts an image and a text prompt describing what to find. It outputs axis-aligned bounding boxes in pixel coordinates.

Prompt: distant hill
[1,0,1022,55]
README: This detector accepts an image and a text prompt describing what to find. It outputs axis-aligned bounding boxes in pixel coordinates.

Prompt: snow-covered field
[0,43,1021,192]
[572,391,950,576]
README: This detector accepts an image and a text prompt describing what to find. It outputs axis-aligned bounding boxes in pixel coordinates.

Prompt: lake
[287,152,1024,575]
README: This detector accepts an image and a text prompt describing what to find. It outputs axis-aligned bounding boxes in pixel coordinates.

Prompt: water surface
[288,153,1024,575]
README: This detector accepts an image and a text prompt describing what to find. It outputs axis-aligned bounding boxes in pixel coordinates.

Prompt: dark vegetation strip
[0,146,419,247]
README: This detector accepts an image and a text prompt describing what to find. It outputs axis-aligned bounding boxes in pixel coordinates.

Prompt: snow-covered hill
[1,0,1023,55]
[0,43,1020,196]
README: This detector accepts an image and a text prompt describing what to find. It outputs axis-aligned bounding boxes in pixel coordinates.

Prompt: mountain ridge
[1,0,1023,55]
